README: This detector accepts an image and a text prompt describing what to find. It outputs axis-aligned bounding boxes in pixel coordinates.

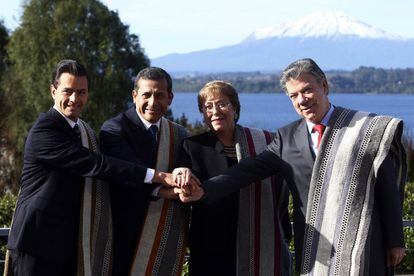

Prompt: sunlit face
[285,72,330,123]
[50,73,88,121]
[202,92,236,134]
[132,78,173,123]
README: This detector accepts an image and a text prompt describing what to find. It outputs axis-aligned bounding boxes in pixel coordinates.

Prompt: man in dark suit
[5,60,175,276]
[100,67,188,276]
[177,58,406,275]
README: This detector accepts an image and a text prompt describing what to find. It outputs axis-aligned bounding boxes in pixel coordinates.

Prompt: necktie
[73,124,81,141]
[312,124,326,148]
[148,125,158,147]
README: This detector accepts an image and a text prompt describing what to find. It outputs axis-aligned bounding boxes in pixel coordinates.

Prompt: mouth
[211,117,224,123]
[67,104,80,112]
[300,104,314,113]
[145,108,158,114]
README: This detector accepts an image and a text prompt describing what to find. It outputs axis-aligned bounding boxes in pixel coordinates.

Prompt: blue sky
[0,0,413,58]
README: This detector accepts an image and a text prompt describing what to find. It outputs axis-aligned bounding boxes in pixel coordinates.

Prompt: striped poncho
[301,107,406,276]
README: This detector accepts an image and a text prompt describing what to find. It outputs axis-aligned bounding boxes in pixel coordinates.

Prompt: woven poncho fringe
[129,117,189,276]
[77,119,113,276]
[301,107,407,276]
[235,125,292,276]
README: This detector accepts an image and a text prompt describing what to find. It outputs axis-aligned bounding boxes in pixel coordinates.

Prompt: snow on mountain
[244,11,405,42]
[152,11,414,72]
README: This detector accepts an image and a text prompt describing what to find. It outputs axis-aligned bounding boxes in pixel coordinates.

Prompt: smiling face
[133,78,173,123]
[202,92,236,135]
[286,72,330,123]
[50,72,88,121]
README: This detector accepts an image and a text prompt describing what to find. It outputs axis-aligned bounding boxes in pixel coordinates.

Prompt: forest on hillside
[173,67,414,93]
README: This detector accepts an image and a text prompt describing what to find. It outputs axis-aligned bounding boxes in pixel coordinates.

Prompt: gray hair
[279,58,328,94]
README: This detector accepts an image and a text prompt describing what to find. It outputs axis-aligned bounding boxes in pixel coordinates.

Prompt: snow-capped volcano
[245,11,405,41]
[152,11,414,72]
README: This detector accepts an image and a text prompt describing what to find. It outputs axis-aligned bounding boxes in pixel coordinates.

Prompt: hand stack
[157,168,204,202]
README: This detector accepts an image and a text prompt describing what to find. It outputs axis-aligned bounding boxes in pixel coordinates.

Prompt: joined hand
[172,168,205,202]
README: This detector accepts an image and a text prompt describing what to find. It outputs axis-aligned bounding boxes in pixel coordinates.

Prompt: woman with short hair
[179,81,292,275]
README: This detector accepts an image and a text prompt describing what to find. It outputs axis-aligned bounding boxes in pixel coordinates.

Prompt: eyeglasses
[202,102,232,113]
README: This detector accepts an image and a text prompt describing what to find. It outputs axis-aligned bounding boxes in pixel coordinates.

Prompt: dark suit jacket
[99,106,168,276]
[203,117,404,274]
[7,108,148,264]
[180,131,292,276]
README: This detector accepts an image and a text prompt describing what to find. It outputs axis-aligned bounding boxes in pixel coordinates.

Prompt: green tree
[0,20,8,73]
[0,20,9,130]
[2,0,149,190]
[0,21,18,192]
[6,0,149,152]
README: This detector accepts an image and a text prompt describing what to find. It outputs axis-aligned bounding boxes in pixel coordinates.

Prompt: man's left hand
[387,247,406,267]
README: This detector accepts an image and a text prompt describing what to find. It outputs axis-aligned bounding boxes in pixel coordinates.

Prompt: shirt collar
[306,104,335,134]
[136,111,161,130]
[53,105,79,128]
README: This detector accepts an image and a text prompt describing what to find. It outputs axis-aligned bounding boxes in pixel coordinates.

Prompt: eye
[62,89,73,95]
[141,92,151,98]
[303,88,313,94]
[217,103,226,109]
[155,93,166,99]
[204,105,213,111]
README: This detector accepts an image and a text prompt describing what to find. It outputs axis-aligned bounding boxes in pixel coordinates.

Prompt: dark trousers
[8,250,76,276]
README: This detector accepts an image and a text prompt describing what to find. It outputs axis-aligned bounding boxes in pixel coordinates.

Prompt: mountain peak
[244,11,405,42]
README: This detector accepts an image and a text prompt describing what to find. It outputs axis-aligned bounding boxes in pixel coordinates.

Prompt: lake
[170,93,414,134]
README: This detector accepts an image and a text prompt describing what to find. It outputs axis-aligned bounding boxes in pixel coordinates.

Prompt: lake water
[170,93,414,134]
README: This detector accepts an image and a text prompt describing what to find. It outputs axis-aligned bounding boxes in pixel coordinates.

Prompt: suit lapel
[294,119,315,165]
[48,108,80,141]
[124,106,157,160]
[125,106,146,129]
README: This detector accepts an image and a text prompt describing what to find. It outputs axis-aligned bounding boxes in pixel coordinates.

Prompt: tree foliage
[5,0,149,152]
[173,68,414,94]
[0,21,9,131]
[0,0,149,191]
[0,21,8,74]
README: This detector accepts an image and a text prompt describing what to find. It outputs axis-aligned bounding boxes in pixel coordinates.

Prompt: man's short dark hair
[52,59,89,88]
[134,67,172,94]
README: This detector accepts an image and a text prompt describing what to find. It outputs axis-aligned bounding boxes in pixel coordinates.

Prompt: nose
[147,95,155,107]
[297,92,307,105]
[211,105,221,115]
[69,92,78,102]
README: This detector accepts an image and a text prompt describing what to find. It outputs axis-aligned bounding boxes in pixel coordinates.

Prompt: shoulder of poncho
[339,107,401,123]
[236,125,276,142]
[78,118,95,132]
[238,125,275,137]
[165,119,189,137]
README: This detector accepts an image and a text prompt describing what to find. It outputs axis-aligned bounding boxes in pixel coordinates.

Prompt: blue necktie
[148,125,158,148]
[73,124,81,141]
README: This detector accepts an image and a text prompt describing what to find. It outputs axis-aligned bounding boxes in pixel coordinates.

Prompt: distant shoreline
[172,67,414,94]
[174,91,414,94]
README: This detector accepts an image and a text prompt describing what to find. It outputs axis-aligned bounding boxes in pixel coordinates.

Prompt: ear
[132,90,137,104]
[167,92,174,106]
[322,80,329,95]
[50,84,57,99]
